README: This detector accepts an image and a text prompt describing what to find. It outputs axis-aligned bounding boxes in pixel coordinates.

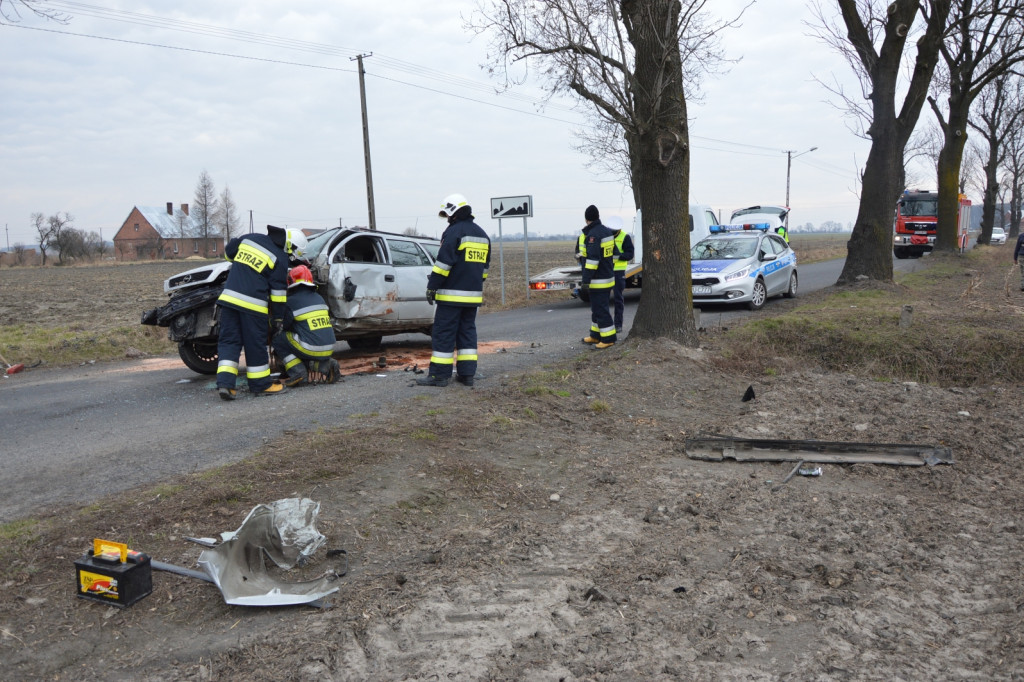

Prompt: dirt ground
[3,254,1024,680]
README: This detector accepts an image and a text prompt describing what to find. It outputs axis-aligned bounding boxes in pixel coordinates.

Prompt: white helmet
[286,229,308,259]
[439,193,470,218]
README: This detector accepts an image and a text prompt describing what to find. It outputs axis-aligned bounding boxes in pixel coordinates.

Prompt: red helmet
[287,264,315,289]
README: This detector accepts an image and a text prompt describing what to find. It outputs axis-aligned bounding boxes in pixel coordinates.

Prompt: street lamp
[784,146,817,226]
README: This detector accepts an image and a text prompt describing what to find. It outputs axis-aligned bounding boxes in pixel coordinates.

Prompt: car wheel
[747,278,767,311]
[348,335,383,351]
[784,272,798,298]
[178,340,218,375]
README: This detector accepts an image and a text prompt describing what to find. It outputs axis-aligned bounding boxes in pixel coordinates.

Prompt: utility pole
[784,146,817,226]
[5,224,8,251]
[248,210,254,234]
[352,53,377,230]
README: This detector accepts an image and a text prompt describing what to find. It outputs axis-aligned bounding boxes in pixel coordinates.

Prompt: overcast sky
[0,0,876,246]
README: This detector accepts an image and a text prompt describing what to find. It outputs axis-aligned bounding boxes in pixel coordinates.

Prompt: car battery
[74,539,152,608]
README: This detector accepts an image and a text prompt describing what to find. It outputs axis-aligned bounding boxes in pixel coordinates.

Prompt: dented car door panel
[325,234,399,328]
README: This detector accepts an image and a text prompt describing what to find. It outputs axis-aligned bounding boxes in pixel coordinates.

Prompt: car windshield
[900,199,938,217]
[692,237,758,260]
[994,228,1005,234]
[304,228,343,259]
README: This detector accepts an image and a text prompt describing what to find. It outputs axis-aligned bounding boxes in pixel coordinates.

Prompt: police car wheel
[784,272,798,299]
[747,278,767,311]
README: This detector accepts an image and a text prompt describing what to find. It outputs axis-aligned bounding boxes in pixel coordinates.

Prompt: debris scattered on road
[742,385,756,402]
[685,436,953,467]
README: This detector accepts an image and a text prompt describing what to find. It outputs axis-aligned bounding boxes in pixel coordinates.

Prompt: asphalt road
[0,255,879,522]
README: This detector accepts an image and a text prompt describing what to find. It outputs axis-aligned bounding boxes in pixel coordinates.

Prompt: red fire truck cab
[893,190,971,259]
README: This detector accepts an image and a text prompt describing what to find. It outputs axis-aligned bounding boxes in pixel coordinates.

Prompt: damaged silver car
[142,227,440,374]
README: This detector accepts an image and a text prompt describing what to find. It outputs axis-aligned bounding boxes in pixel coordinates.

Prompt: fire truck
[893,190,971,259]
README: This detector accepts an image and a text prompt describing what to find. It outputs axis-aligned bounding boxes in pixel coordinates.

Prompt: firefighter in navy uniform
[611,224,634,334]
[580,205,617,349]
[417,193,491,387]
[271,264,340,387]
[215,225,307,400]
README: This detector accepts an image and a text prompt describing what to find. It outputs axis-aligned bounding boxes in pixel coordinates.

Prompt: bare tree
[967,73,1024,243]
[31,212,54,265]
[1002,119,1024,238]
[45,212,75,264]
[812,0,952,284]
[191,170,220,257]
[218,185,240,243]
[0,0,69,22]
[472,0,738,344]
[928,0,1024,252]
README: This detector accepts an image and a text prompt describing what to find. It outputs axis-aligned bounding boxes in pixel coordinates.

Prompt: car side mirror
[761,252,776,262]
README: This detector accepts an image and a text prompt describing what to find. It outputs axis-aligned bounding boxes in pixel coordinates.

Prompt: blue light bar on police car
[710,223,771,233]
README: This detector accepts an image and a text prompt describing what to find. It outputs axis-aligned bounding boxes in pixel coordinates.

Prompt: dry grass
[484,240,574,309]
[788,232,849,263]
[709,246,1024,386]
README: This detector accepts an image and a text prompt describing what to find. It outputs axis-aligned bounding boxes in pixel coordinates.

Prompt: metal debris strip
[195,498,340,607]
[684,436,953,467]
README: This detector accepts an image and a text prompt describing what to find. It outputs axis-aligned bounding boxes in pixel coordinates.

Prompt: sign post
[490,195,533,305]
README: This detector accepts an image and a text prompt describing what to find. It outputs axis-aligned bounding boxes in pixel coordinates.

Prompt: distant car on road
[991,227,1007,245]
[691,224,798,310]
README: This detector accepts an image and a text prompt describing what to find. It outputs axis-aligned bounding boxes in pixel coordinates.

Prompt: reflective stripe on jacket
[217,233,288,318]
[283,287,335,357]
[613,229,634,272]
[428,218,491,307]
[581,220,617,290]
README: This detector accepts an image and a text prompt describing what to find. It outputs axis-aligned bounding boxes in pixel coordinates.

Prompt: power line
[3,5,829,161]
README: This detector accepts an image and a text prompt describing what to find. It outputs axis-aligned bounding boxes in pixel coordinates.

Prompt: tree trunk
[837,123,902,283]
[978,147,999,244]
[934,107,969,253]
[622,0,698,346]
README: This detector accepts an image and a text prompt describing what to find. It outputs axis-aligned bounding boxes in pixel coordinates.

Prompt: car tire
[784,272,798,298]
[348,336,383,351]
[747,278,767,311]
[178,340,219,375]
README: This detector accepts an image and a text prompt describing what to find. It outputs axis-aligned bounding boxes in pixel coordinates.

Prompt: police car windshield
[691,237,758,260]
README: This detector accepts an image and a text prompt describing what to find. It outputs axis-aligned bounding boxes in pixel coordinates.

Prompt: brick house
[112,203,225,261]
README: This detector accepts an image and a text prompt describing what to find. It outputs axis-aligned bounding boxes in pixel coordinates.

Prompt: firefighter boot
[582,336,599,344]
[416,375,449,387]
[218,387,237,401]
[455,375,475,387]
[255,381,285,396]
[318,358,341,384]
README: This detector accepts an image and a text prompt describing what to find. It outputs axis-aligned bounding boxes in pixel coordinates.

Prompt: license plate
[692,285,712,295]
[544,282,570,290]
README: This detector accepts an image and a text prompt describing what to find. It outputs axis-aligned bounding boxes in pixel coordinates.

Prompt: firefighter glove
[426,289,436,305]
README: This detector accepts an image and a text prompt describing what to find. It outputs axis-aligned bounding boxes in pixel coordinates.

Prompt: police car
[690,223,798,310]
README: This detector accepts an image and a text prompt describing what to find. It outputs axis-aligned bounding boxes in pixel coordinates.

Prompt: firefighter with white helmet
[215,224,300,399]
[417,193,491,387]
[271,264,339,387]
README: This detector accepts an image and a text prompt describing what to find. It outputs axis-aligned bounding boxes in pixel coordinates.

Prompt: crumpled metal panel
[196,498,339,607]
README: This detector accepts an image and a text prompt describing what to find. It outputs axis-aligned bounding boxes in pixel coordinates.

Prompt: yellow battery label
[79,570,119,598]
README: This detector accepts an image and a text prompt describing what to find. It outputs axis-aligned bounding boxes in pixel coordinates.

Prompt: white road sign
[490,195,533,219]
